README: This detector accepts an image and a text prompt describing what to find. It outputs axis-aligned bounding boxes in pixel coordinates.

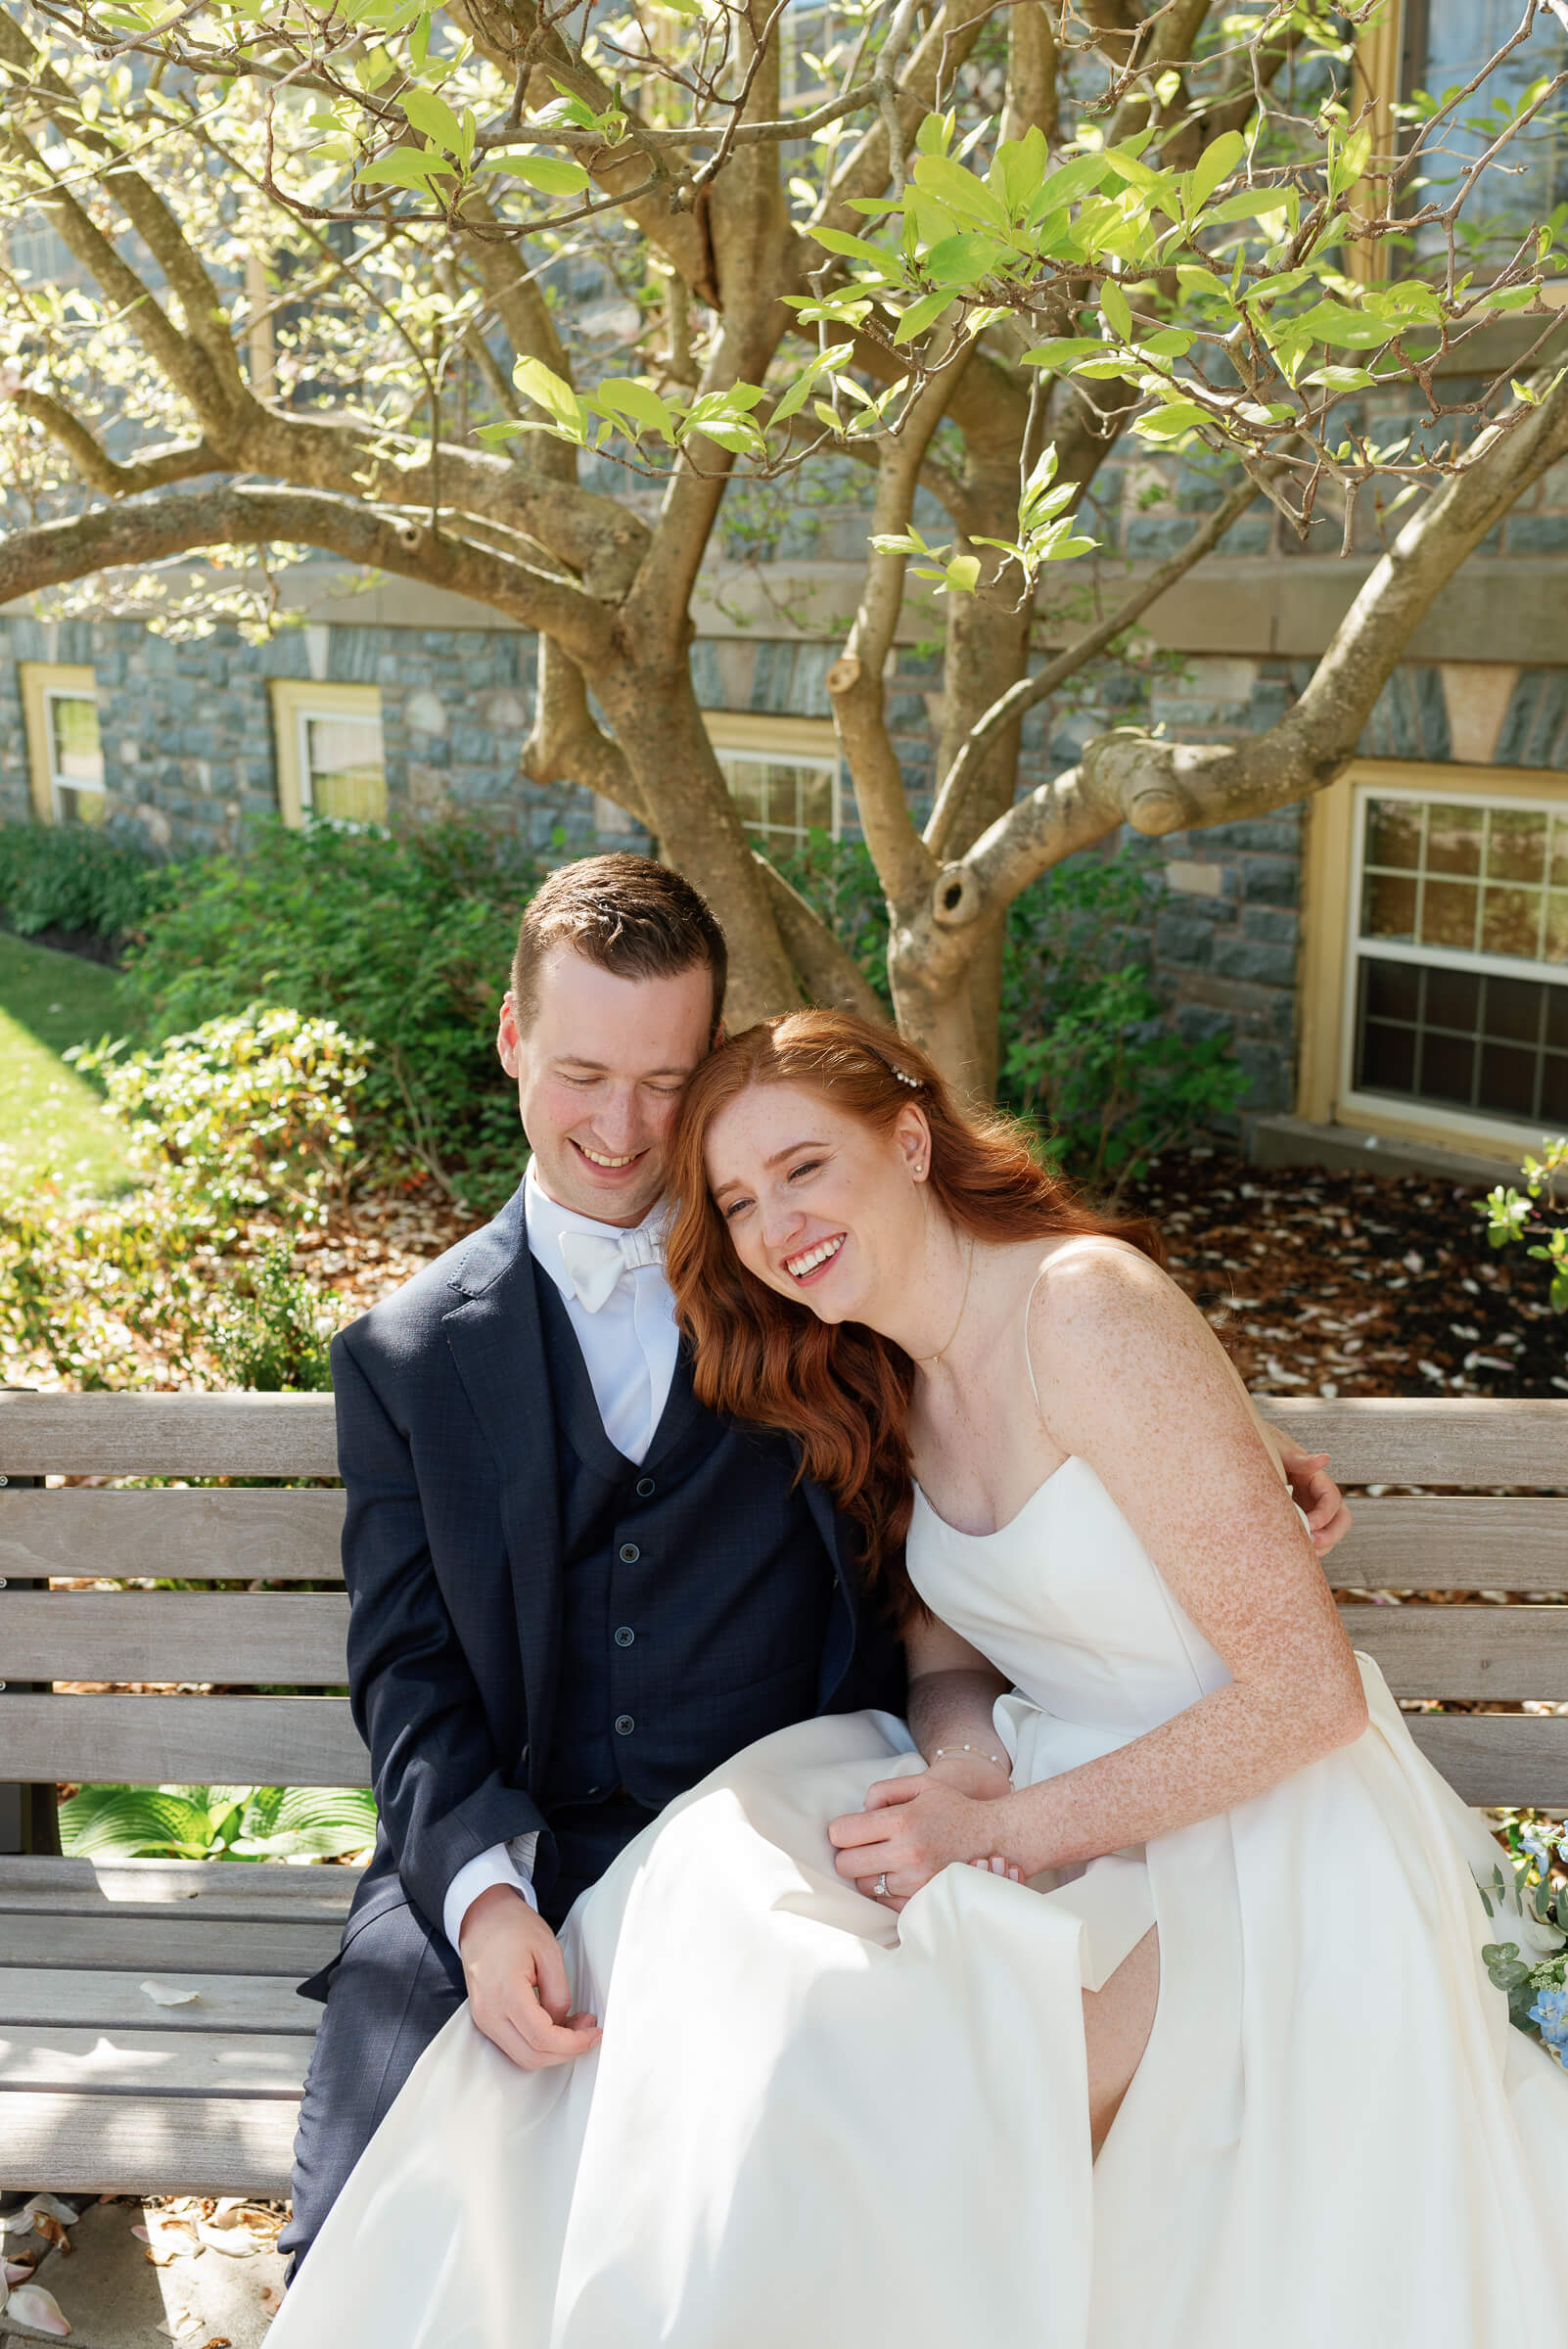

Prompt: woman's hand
[829,1773,1025,1908]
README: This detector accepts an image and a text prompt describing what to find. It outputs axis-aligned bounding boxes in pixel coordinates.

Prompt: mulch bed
[1122,1148,1566,1402]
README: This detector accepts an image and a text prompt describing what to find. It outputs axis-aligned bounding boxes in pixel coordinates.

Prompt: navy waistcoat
[534,1274,837,1814]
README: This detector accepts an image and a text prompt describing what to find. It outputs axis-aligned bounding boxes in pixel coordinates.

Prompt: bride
[269,1009,1568,2349]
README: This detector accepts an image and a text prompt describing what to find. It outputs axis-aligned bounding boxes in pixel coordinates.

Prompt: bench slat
[0,2088,302,2194]
[0,1488,346,1584]
[0,1591,351,1684]
[1256,1398,1568,1488]
[1407,1712,1568,1805]
[0,1966,324,2035]
[1344,1605,1568,1697]
[4,1393,1562,1487]
[0,1856,360,1911]
[0,1694,368,1786]
[1330,1498,1568,1590]
[0,1911,341,1976]
[0,1390,339,1478]
[0,2025,317,2096]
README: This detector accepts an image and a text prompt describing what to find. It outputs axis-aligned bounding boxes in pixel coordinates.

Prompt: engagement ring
[873,1873,889,1899]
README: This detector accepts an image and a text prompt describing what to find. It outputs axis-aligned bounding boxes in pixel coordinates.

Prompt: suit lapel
[442,1188,562,1785]
[804,1475,861,1708]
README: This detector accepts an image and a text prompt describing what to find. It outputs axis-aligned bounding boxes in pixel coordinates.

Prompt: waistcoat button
[615,1713,636,1735]
[635,1476,656,1498]
[619,1542,640,1564]
[614,1626,635,1648]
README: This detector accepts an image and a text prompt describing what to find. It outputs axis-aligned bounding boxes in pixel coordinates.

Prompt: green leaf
[892,291,956,344]
[809,225,898,273]
[594,377,677,442]
[356,147,452,192]
[909,152,1012,231]
[400,86,463,152]
[1176,263,1230,302]
[512,355,586,437]
[1132,400,1210,439]
[992,125,1047,217]
[1101,279,1132,342]
[944,554,982,593]
[1020,336,1105,370]
[1207,185,1296,223]
[1189,129,1246,213]
[491,153,590,195]
[1304,364,1378,391]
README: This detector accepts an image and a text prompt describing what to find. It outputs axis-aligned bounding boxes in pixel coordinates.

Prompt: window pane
[1544,1054,1568,1121]
[1484,975,1545,1045]
[1362,871,1417,940]
[1545,893,1568,965]
[721,757,765,827]
[305,714,385,824]
[1365,798,1422,870]
[1486,808,1548,885]
[1425,804,1484,876]
[800,767,833,833]
[1417,1029,1476,1104]
[1548,990,1568,1051]
[56,785,107,829]
[1550,817,1568,889]
[1416,4,1568,263]
[1363,958,1420,1022]
[1479,1044,1539,1120]
[1359,1021,1417,1094]
[1426,964,1480,1032]
[1480,885,1542,960]
[50,695,103,789]
[716,749,837,849]
[1419,877,1478,950]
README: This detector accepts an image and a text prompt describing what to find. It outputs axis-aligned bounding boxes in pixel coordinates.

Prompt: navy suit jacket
[331,1183,905,1948]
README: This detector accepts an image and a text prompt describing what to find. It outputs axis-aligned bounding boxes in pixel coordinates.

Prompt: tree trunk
[589,644,804,1030]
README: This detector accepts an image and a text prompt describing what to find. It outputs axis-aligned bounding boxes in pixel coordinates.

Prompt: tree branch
[924,469,1262,859]
[754,855,889,1023]
[0,484,616,662]
[8,392,225,496]
[520,634,647,816]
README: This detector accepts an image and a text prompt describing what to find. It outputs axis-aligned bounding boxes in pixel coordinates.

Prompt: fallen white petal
[5,2260,36,2283]
[0,2213,38,2240]
[196,2220,260,2257]
[22,2198,78,2229]
[6,2280,71,2335]
[138,1981,201,2008]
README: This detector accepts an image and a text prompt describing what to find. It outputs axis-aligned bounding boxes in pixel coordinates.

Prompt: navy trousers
[281,1801,655,2278]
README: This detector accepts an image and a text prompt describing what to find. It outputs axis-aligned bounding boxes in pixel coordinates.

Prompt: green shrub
[998,853,1245,1197]
[123,819,542,1208]
[0,1009,361,1388]
[58,1781,377,1864]
[0,820,156,944]
[208,1237,335,1391]
[75,1003,368,1228]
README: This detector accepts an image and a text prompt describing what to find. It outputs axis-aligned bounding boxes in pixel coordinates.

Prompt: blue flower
[1528,1985,1568,2053]
[1520,1826,1552,1865]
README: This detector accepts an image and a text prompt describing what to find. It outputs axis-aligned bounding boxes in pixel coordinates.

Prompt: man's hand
[1279,1444,1354,1558]
[458,1884,601,2072]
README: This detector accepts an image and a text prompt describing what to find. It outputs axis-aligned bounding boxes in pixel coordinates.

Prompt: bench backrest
[1,1392,1564,1807]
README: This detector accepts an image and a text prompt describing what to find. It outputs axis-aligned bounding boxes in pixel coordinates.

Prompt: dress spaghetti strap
[1023,1263,1049,1421]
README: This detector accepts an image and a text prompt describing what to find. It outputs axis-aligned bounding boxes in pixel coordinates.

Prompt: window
[1405,1,1568,265]
[1299,761,1568,1155]
[20,663,105,826]
[1352,787,1568,1125]
[269,681,387,827]
[702,713,843,852]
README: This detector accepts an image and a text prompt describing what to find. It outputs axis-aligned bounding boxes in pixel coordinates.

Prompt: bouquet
[1480,1823,1568,2065]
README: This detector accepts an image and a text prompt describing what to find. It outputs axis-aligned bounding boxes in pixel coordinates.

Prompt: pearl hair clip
[887,1064,921,1088]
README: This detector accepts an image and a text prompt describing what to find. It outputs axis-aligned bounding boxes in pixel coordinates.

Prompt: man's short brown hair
[510,852,727,1036]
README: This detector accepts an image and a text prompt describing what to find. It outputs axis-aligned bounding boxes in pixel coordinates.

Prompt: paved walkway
[2,2199,284,2346]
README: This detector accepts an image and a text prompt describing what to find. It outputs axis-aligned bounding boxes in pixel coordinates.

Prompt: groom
[280,853,910,2274]
[282,850,1346,2273]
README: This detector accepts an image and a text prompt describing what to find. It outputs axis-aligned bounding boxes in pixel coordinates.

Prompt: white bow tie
[558,1223,666,1313]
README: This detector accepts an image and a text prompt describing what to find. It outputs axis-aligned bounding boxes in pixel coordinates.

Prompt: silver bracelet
[931,1744,1009,1772]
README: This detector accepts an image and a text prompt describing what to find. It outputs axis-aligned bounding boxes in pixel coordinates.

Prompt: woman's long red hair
[664,1011,1164,1625]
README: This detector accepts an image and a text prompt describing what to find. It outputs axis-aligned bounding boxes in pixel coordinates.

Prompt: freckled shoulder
[1023,1235,1215,1421]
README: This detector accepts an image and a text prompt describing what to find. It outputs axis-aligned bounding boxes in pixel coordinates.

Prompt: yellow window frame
[1299,757,1568,1158]
[19,662,100,824]
[268,679,386,828]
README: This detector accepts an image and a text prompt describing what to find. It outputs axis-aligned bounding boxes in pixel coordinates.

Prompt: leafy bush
[765,830,893,1010]
[1480,1137,1568,1319]
[0,819,156,944]
[999,854,1245,1197]
[75,1003,368,1228]
[124,819,542,1208]
[58,1781,377,1864]
[208,1237,335,1391]
[0,1009,360,1388]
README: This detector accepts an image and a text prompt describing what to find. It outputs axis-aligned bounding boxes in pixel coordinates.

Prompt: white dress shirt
[440,1162,680,1954]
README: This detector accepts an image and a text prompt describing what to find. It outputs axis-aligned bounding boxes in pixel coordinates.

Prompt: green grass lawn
[0,932,139,1193]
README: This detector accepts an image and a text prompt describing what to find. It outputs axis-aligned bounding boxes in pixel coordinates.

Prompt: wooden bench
[0,1388,1564,2199]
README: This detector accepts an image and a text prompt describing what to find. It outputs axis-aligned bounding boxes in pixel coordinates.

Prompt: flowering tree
[2,0,1566,1090]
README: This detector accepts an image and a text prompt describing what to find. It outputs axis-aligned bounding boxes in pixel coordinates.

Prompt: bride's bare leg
[1082,1926,1160,2156]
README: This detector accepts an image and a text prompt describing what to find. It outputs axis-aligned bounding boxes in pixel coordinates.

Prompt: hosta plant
[58,1782,377,1865]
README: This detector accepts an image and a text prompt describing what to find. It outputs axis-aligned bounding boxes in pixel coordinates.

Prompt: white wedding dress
[270,1457,1568,2349]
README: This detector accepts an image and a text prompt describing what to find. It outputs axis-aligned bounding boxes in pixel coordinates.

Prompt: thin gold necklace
[913,1234,975,1364]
